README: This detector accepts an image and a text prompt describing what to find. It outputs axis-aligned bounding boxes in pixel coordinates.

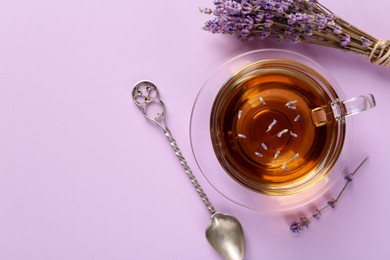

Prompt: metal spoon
[132,80,245,260]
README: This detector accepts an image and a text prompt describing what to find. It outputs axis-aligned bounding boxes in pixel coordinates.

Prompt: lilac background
[1,0,389,259]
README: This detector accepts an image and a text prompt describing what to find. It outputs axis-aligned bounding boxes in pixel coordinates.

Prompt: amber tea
[210,59,344,195]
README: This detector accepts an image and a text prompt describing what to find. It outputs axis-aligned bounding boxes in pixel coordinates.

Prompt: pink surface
[1,0,389,259]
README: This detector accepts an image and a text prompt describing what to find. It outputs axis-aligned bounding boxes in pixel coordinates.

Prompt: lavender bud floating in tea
[201,0,390,67]
[132,80,245,260]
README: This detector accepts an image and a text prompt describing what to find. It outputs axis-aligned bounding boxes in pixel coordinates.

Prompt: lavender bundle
[202,0,390,67]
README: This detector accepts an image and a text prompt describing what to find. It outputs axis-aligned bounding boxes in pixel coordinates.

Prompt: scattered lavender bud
[238,110,242,119]
[285,100,298,106]
[277,129,289,138]
[255,152,263,157]
[266,119,277,132]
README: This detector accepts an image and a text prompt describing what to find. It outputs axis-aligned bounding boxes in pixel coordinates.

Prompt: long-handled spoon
[132,80,245,260]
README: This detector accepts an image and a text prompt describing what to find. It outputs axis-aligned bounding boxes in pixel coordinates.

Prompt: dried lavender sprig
[290,156,369,233]
[202,0,389,66]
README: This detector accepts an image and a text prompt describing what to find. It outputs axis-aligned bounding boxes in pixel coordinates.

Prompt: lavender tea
[210,59,344,195]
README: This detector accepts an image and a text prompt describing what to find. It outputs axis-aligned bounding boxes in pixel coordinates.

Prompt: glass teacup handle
[311,94,376,126]
[339,94,376,118]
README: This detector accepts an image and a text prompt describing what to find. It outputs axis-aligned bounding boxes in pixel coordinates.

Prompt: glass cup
[190,49,376,211]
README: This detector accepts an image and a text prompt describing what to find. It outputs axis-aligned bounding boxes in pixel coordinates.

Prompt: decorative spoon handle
[132,80,215,214]
[164,128,216,214]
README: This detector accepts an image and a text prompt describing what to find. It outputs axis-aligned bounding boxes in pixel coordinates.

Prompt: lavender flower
[327,199,337,209]
[361,37,372,48]
[202,0,390,66]
[333,24,342,35]
[300,217,311,228]
[315,13,327,29]
[241,1,253,15]
[291,33,300,43]
[287,157,369,233]
[344,174,353,182]
[290,221,302,233]
[341,34,351,47]
[290,217,311,233]
[312,209,321,220]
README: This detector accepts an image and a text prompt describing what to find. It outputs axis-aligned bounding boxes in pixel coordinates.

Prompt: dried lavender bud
[255,152,263,157]
[361,37,372,48]
[312,209,321,220]
[238,110,242,119]
[300,217,311,228]
[327,199,337,209]
[290,221,302,233]
[274,150,281,159]
[266,119,277,132]
[341,34,351,47]
[277,129,289,138]
[344,175,353,181]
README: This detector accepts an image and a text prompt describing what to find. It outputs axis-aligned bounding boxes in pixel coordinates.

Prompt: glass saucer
[190,49,352,212]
